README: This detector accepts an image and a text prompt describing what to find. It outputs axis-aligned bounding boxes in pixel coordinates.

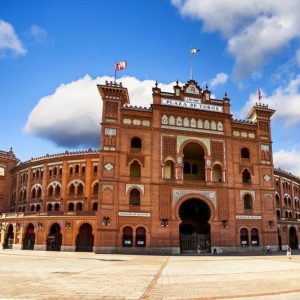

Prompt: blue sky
[1,0,300,175]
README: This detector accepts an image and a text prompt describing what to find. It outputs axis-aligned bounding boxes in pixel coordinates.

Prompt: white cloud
[24,75,177,147]
[0,19,26,56]
[210,72,228,88]
[274,150,300,177]
[171,0,300,77]
[29,25,48,44]
[239,75,300,126]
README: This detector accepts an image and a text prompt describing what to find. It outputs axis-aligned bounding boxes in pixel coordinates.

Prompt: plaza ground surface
[0,250,300,299]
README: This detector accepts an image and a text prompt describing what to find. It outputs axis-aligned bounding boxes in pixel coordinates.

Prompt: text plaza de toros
[0,79,299,254]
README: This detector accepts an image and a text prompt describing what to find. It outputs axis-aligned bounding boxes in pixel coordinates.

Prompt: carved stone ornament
[104,163,113,171]
[264,174,271,182]
[177,157,182,164]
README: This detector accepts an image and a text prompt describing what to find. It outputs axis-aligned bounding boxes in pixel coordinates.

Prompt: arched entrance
[76,223,94,252]
[289,226,298,249]
[122,226,133,247]
[179,198,211,253]
[4,224,14,249]
[47,223,62,251]
[23,223,35,250]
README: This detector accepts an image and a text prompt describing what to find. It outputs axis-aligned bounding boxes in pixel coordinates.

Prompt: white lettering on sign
[161,98,223,112]
[184,97,200,103]
[236,215,261,220]
[118,212,151,217]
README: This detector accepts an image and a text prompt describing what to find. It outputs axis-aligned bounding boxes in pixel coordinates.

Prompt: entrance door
[289,226,298,249]
[23,223,35,250]
[76,223,94,252]
[179,198,211,253]
[4,224,14,249]
[47,223,62,251]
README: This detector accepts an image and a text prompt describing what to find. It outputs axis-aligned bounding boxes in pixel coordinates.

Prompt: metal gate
[180,232,210,253]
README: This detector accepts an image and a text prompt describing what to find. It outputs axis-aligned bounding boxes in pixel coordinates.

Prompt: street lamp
[161,218,169,227]
[102,217,111,226]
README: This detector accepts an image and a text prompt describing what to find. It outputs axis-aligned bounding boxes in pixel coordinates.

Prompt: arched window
[77,183,84,195]
[49,169,52,177]
[37,187,42,198]
[240,228,249,246]
[275,194,280,205]
[164,160,174,179]
[59,168,62,176]
[244,194,253,210]
[69,167,73,174]
[242,169,251,184]
[122,226,133,247]
[75,165,80,173]
[93,165,98,173]
[23,189,27,200]
[131,137,142,149]
[288,197,292,206]
[241,148,250,159]
[289,211,292,218]
[212,164,222,182]
[53,167,57,176]
[55,185,61,197]
[32,189,36,198]
[136,227,146,247]
[47,203,53,212]
[76,202,83,211]
[276,210,281,220]
[93,182,99,196]
[285,211,288,218]
[129,189,140,206]
[251,228,259,246]
[48,186,54,197]
[82,166,85,174]
[69,184,75,196]
[130,160,141,178]
[54,203,60,211]
[92,202,98,211]
[30,205,35,211]
[36,204,41,212]
[68,203,74,211]
[183,162,191,174]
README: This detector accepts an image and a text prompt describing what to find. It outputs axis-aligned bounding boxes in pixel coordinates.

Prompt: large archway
[76,223,94,252]
[183,142,205,180]
[289,226,298,249]
[23,223,35,250]
[179,198,211,253]
[47,223,62,251]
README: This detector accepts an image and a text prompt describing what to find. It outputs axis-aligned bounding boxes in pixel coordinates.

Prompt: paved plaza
[0,250,300,299]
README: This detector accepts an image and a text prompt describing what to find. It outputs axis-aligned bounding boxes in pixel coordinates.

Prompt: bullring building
[0,79,299,254]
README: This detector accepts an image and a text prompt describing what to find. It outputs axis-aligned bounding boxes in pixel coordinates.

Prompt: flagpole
[189,47,193,80]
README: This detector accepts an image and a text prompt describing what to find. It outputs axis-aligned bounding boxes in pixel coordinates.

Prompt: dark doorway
[179,199,211,253]
[4,224,14,249]
[135,227,146,247]
[278,228,282,250]
[23,223,35,250]
[289,226,298,249]
[76,223,94,252]
[122,226,133,247]
[47,223,62,251]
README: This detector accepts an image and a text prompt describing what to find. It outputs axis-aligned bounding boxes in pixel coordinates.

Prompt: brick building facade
[0,79,298,253]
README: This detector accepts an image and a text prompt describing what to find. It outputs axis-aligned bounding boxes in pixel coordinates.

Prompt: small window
[82,166,85,174]
[93,165,98,173]
[75,165,79,173]
[244,194,253,209]
[242,169,251,184]
[130,161,141,178]
[68,203,74,211]
[241,148,250,159]
[129,189,140,206]
[131,137,142,149]
[92,202,98,211]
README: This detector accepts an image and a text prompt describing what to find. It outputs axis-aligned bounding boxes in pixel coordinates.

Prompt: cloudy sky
[1,0,300,175]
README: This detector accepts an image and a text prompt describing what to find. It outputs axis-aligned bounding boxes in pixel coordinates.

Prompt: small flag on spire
[191,48,200,55]
[115,61,127,71]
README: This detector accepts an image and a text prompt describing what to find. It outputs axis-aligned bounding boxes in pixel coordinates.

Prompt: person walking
[287,245,292,259]
[266,244,271,255]
[213,246,217,255]
[196,243,201,255]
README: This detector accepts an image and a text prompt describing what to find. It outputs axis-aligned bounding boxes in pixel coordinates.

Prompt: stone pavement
[0,250,300,299]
